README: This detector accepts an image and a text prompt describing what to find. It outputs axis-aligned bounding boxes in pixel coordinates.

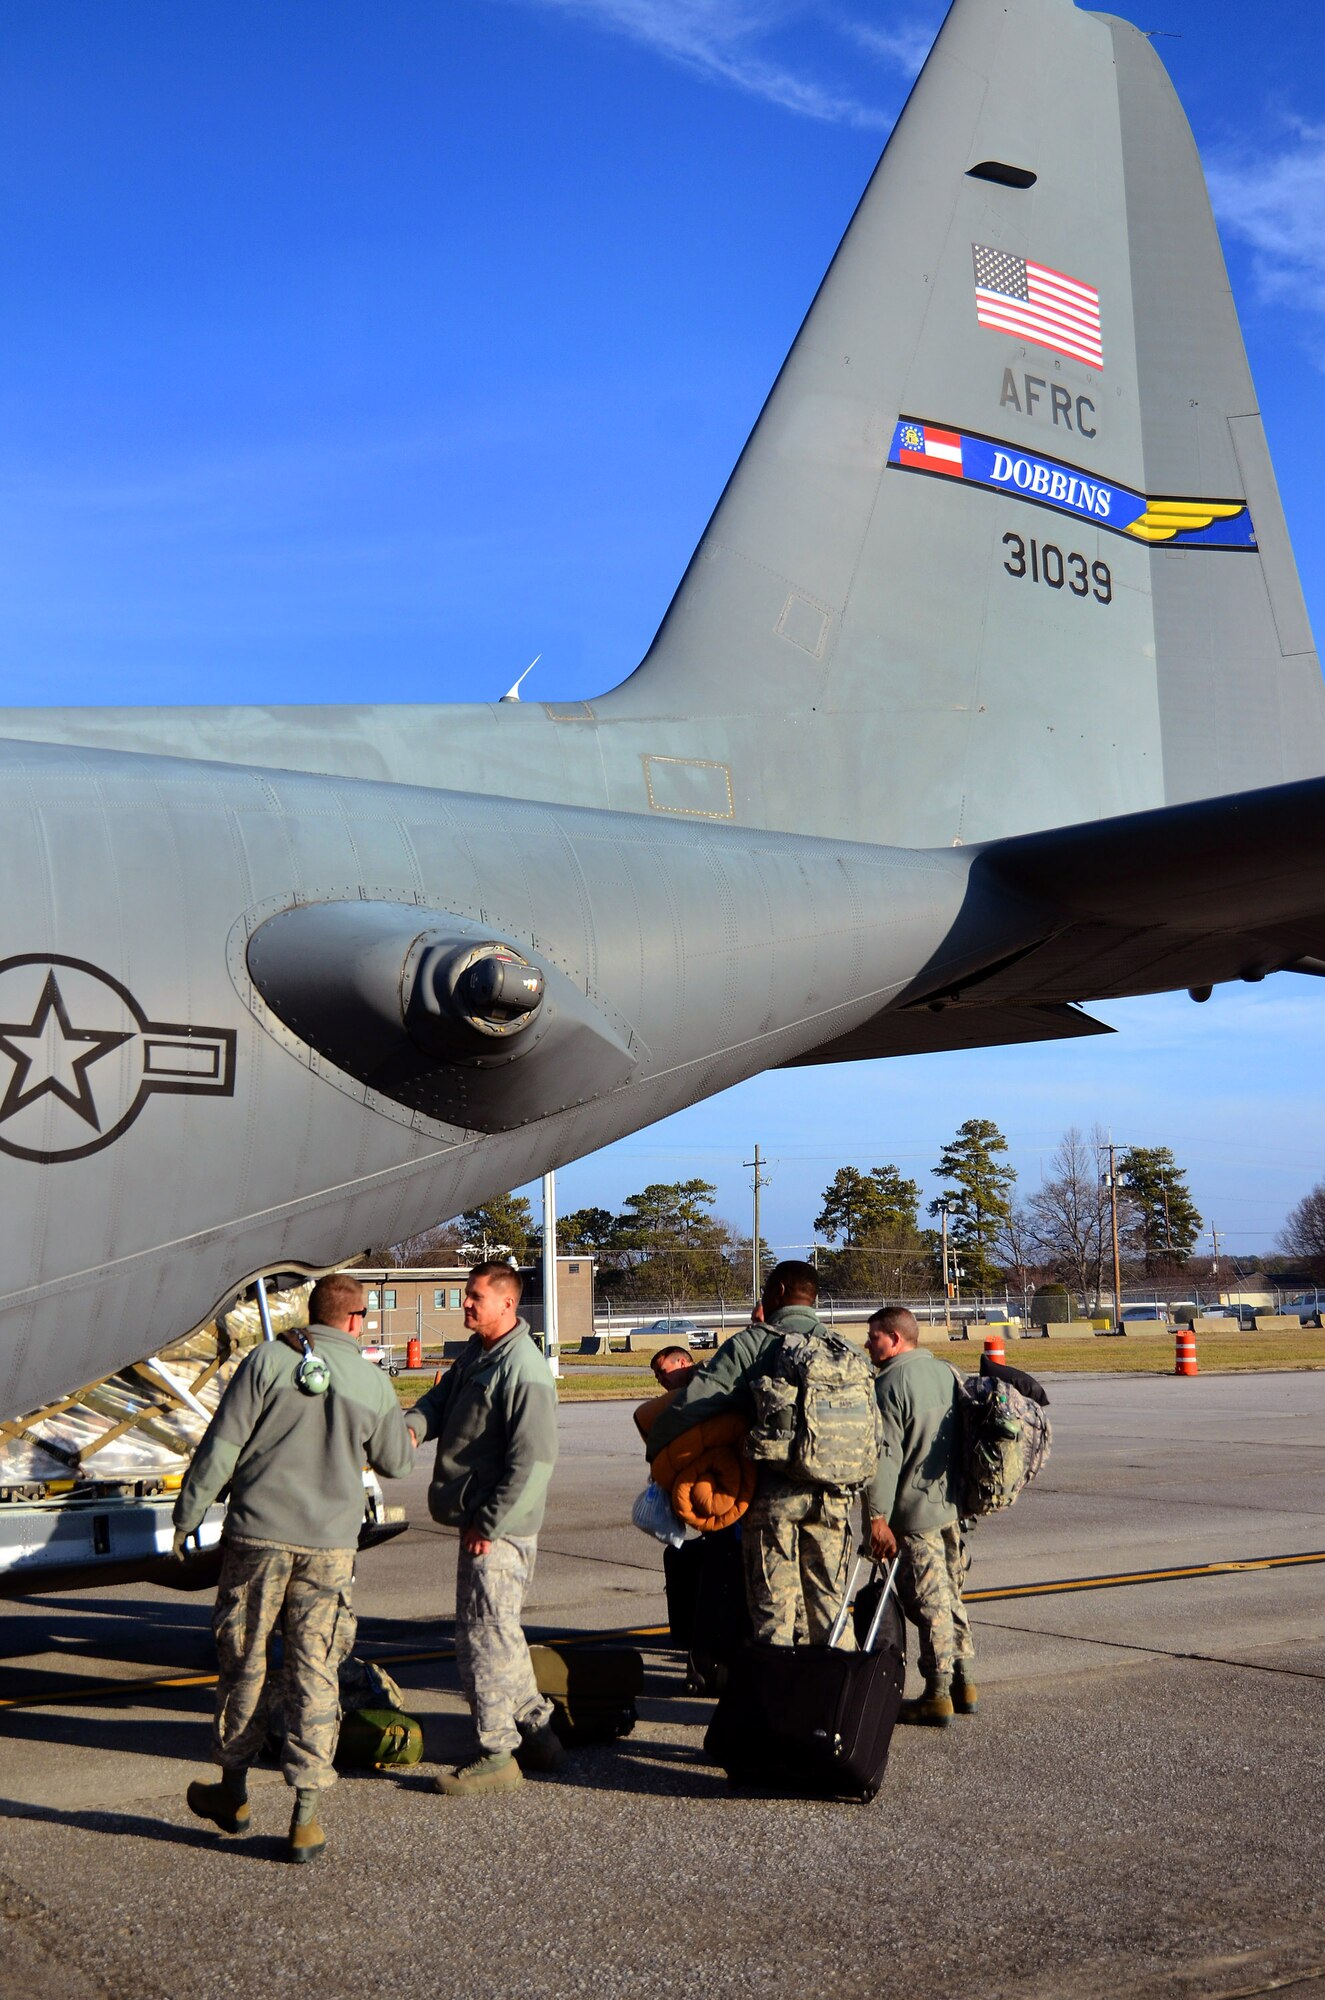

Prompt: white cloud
[505,0,942,127]
[838,16,935,80]
[1206,122,1325,322]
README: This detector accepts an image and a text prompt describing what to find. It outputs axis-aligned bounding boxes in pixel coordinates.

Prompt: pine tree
[1119,1147,1201,1272]
[815,1164,927,1297]
[557,1207,618,1253]
[610,1180,739,1299]
[459,1193,536,1259]
[929,1118,1016,1295]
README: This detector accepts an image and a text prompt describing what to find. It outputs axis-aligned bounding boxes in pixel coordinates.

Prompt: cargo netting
[0,1283,313,1488]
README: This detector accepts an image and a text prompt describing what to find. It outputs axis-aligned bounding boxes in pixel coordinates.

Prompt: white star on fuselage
[0,973,133,1131]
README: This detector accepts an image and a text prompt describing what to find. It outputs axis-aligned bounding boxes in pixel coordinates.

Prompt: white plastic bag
[631,1479,685,1548]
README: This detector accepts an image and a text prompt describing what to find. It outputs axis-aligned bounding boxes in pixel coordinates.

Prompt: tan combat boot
[952,1670,979,1714]
[899,1679,954,1726]
[288,1790,326,1864]
[186,1775,250,1835]
[432,1751,524,1797]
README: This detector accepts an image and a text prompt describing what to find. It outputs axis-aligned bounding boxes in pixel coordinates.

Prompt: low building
[346,1257,594,1355]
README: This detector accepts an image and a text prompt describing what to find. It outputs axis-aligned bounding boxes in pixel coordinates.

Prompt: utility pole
[1210,1224,1221,1302]
[940,1203,951,1331]
[541,1169,560,1379]
[1107,1140,1123,1330]
[744,1145,768,1300]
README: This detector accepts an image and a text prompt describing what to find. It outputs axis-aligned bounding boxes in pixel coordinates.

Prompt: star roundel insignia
[0,955,237,1164]
[0,970,133,1131]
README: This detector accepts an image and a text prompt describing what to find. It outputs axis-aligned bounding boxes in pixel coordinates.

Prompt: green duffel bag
[336,1707,425,1769]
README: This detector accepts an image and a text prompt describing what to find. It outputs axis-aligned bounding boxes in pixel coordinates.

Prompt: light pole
[541,1170,560,1379]
[1100,1141,1123,1330]
[940,1202,952,1330]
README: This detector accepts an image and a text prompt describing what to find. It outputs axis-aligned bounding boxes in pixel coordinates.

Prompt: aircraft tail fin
[599,0,1324,848]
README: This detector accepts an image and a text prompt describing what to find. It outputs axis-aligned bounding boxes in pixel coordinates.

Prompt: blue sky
[1,0,1321,1263]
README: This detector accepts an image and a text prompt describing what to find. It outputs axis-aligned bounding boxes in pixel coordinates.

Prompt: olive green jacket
[644,1306,826,1461]
[866,1345,962,1533]
[173,1325,415,1550]
[406,1320,558,1541]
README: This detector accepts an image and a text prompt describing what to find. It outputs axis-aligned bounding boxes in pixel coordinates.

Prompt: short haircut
[868,1304,919,1345]
[469,1258,524,1303]
[767,1258,819,1303]
[651,1345,691,1367]
[308,1273,367,1324]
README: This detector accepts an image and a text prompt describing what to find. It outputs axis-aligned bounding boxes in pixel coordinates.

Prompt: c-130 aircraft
[0,0,1321,1420]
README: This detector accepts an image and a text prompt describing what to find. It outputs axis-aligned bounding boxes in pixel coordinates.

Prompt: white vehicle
[628,1316,712,1349]
[358,1338,402,1375]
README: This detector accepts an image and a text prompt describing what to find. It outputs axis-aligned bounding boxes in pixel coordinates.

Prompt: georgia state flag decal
[896,422,965,477]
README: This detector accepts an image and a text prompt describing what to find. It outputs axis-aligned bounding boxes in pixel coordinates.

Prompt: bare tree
[1279,1181,1325,1278]
[1028,1126,1137,1312]
[369,1220,466,1268]
[996,1202,1052,1302]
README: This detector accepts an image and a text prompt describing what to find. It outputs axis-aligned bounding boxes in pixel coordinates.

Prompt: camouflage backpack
[954,1370,1052,1517]
[747,1328,883,1492]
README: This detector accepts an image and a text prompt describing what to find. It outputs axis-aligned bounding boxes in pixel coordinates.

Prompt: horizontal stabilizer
[781,1001,1110,1067]
[982,772,1325,931]
[900,772,1325,1012]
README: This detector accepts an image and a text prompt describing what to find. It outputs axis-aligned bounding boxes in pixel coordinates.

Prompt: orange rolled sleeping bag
[650,1412,755,1532]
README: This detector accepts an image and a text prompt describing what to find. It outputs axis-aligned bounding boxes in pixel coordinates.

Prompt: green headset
[252,1275,332,1395]
[295,1334,331,1396]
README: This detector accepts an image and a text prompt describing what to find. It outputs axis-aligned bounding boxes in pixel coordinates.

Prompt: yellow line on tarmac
[0,1624,675,1710]
[1,1556,1321,1712]
[964,1550,1325,1602]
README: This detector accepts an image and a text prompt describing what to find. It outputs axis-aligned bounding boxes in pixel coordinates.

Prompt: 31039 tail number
[1003,531,1111,604]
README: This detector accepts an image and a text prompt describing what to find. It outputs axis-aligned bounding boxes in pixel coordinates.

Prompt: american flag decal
[972,244,1103,370]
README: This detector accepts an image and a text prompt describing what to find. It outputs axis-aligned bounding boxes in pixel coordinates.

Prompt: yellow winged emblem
[1126,500,1248,544]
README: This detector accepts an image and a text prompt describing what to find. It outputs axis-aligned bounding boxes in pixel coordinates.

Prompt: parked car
[1120,1304,1168,1322]
[627,1316,713,1349]
[1280,1295,1323,1327]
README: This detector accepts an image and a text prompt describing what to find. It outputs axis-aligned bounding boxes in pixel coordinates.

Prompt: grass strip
[392,1330,1325,1403]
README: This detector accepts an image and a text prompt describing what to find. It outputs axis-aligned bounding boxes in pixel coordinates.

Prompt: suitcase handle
[826,1553,900,1652]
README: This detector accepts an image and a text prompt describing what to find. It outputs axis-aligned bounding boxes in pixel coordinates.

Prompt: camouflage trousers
[455,1535,554,1755]
[212,1538,356,1790]
[742,1478,855,1648]
[895,1523,973,1682]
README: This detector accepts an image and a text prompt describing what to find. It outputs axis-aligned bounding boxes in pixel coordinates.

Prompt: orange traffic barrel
[1174,1328,1198,1377]
[407,1336,422,1370]
[982,1330,1007,1367]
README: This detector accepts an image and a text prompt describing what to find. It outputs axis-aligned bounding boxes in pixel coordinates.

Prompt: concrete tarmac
[0,1373,1322,2000]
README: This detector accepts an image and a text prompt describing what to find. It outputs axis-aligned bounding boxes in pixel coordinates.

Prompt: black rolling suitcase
[852,1571,907,1659]
[664,1530,752,1694]
[704,1557,904,1802]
